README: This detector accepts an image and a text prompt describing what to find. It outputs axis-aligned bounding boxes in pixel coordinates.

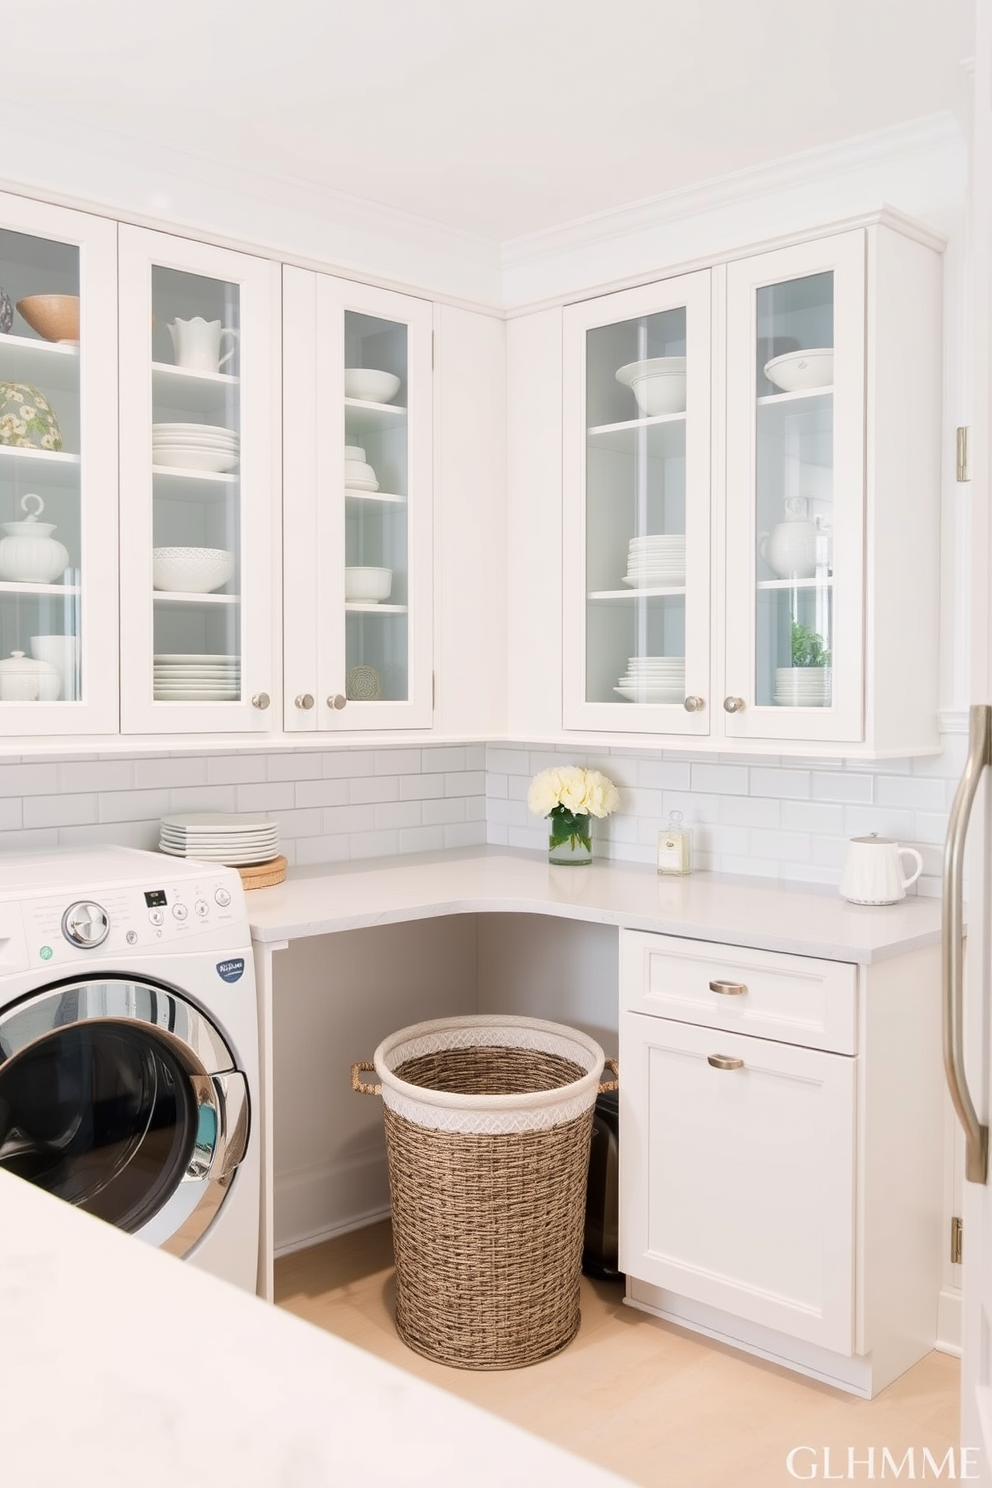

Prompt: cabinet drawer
[620,930,857,1054]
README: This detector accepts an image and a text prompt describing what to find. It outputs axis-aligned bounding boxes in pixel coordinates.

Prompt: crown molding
[501,113,964,277]
[0,102,504,311]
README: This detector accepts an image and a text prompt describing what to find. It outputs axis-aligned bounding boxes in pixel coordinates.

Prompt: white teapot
[0,494,69,584]
[839,833,923,905]
[759,496,821,580]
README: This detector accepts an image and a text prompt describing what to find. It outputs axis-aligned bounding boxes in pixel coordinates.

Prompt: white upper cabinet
[562,271,712,735]
[0,193,119,735]
[560,217,943,756]
[282,268,434,732]
[117,226,281,735]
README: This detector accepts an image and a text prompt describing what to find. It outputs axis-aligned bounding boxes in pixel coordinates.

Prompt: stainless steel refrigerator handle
[942,704,991,1184]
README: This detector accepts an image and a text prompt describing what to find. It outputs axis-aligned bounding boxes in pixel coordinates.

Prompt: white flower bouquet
[527,765,619,861]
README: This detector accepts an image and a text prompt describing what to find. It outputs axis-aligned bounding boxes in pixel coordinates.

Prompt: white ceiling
[14,0,975,243]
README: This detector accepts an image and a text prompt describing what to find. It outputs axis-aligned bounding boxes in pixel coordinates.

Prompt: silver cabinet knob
[723,696,745,714]
[251,693,271,710]
[683,695,705,713]
[62,900,110,948]
[327,694,347,710]
[707,1054,745,1071]
[295,693,315,710]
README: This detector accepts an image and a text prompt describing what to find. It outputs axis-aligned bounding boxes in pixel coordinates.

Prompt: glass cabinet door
[118,226,279,734]
[282,269,433,732]
[0,196,118,735]
[562,272,711,734]
[724,233,865,743]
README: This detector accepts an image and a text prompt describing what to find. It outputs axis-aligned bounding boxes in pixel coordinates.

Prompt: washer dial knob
[62,900,110,948]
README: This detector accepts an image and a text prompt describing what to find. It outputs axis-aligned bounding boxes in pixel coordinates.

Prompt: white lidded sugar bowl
[0,650,60,701]
[759,496,821,581]
[0,493,69,583]
[839,832,924,905]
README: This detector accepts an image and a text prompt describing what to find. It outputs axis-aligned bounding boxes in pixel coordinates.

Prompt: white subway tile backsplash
[0,731,960,896]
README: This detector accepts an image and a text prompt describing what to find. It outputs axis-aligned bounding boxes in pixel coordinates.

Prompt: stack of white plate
[622,535,686,588]
[154,653,241,702]
[159,812,280,866]
[614,655,685,704]
[773,667,832,708]
[153,423,240,473]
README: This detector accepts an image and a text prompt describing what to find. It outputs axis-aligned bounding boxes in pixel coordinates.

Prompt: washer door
[0,976,249,1258]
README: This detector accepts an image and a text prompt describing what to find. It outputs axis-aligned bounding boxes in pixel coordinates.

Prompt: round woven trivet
[236,854,287,890]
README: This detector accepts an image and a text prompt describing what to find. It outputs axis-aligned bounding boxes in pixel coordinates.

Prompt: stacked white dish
[344,444,379,492]
[153,423,240,473]
[622,535,686,588]
[159,812,280,866]
[773,667,832,708]
[614,656,685,704]
[154,653,241,702]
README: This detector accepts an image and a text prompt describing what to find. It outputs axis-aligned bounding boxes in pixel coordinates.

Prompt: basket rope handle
[599,1057,619,1093]
[351,1061,382,1096]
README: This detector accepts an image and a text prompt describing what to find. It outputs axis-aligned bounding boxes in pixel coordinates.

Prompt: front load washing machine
[0,845,260,1294]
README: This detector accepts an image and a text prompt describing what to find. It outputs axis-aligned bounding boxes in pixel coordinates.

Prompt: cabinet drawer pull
[251,692,270,711]
[327,693,347,710]
[707,1053,745,1071]
[723,696,745,714]
[708,979,748,996]
[295,693,315,710]
[683,695,705,713]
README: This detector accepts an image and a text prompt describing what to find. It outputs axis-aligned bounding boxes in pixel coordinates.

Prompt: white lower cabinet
[619,929,944,1397]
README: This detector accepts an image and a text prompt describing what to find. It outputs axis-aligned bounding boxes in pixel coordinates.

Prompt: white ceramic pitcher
[167,317,238,373]
[839,833,923,905]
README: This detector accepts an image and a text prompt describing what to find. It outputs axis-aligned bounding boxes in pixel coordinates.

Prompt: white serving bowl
[153,546,236,594]
[344,368,401,404]
[345,566,392,602]
[615,357,687,416]
[344,458,378,490]
[763,348,833,393]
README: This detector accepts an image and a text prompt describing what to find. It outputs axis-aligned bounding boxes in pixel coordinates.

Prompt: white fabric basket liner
[374,1014,606,1135]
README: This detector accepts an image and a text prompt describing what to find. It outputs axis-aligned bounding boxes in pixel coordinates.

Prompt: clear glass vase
[548,811,593,866]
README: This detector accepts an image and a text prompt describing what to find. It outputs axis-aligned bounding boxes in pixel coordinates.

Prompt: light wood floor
[275,1222,960,1488]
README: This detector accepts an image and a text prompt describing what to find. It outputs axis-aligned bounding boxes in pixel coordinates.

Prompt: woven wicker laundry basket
[352,1014,617,1371]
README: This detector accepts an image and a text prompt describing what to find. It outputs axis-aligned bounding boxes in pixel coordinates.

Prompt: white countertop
[247,846,943,964]
[1,1170,631,1488]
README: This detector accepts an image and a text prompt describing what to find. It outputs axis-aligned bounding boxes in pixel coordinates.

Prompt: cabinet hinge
[951,1214,963,1265]
[957,427,970,482]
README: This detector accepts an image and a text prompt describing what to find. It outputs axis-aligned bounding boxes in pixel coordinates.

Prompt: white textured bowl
[764,348,833,393]
[344,458,378,490]
[153,546,236,594]
[345,566,392,602]
[344,368,401,404]
[616,357,687,416]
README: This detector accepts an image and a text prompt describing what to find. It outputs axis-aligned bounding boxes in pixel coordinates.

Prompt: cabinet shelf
[152,466,238,503]
[344,398,407,435]
[757,386,832,408]
[0,579,80,595]
[587,412,686,456]
[589,586,687,600]
[756,576,833,590]
[151,362,238,416]
[344,602,407,614]
[0,334,79,392]
[0,445,80,487]
[345,488,405,505]
[152,591,239,606]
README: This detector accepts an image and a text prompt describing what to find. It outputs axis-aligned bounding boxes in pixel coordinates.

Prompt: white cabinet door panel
[620,1012,855,1353]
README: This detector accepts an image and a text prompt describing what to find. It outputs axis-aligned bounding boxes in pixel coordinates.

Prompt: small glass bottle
[657,810,692,876]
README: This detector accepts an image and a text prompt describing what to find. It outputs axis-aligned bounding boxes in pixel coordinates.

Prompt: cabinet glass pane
[584,309,687,707]
[150,267,242,703]
[344,311,408,703]
[754,273,834,711]
[0,229,81,704]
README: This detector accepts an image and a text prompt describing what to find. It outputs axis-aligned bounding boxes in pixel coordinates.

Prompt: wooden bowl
[16,294,80,344]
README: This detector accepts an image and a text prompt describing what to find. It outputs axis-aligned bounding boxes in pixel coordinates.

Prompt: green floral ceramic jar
[0,383,62,451]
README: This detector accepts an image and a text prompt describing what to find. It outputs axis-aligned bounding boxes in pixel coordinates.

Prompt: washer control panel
[16,869,248,965]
